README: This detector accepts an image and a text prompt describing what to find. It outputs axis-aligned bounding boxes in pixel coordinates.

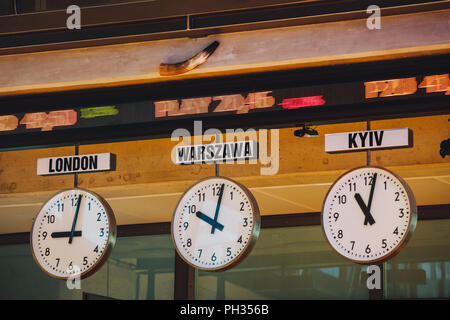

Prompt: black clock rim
[320,165,418,265]
[29,187,117,280]
[170,176,261,272]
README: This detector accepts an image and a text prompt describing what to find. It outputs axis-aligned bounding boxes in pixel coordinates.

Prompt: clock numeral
[230,191,233,200]
[211,252,217,262]
[399,208,405,218]
[382,239,387,248]
[350,241,355,250]
[45,247,50,256]
[83,256,88,265]
[384,180,387,190]
[97,212,102,222]
[57,203,64,212]
[337,230,343,239]
[47,215,55,224]
[68,261,73,270]
[93,245,99,253]
[364,176,374,186]
[183,222,189,230]
[88,202,91,211]
[237,235,242,243]
[198,193,205,202]
[187,205,196,214]
[243,218,248,227]
[212,186,222,197]
[42,231,48,240]
[349,182,356,192]
[338,195,347,205]
[240,202,245,211]
[99,228,105,237]
[186,238,192,247]
[393,227,399,235]
[394,192,400,201]
[197,249,202,258]
[227,247,232,256]
[365,244,371,254]
[333,212,339,222]
[55,258,60,267]
[71,197,79,207]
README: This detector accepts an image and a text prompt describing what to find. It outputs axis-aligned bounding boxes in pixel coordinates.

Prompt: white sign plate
[176,140,258,164]
[325,128,412,153]
[37,153,116,176]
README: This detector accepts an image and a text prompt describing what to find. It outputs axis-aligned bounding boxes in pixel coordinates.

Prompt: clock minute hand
[364,173,378,225]
[69,195,82,244]
[211,184,225,234]
[354,193,376,225]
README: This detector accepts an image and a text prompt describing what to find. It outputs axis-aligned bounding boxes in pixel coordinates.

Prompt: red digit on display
[0,115,19,132]
[418,74,450,94]
[19,110,77,131]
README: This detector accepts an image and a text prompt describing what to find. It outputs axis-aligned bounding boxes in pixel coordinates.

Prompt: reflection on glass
[0,234,174,300]
[386,219,450,299]
[196,225,369,299]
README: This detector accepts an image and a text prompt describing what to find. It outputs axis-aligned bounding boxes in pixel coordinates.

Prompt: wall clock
[171,176,260,271]
[31,188,117,279]
[321,166,417,264]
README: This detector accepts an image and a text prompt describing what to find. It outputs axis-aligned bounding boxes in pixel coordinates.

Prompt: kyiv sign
[325,128,412,153]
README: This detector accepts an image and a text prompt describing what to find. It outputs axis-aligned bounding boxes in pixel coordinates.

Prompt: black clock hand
[69,195,82,244]
[364,173,378,225]
[211,184,225,234]
[354,193,376,225]
[196,211,224,231]
[51,231,82,238]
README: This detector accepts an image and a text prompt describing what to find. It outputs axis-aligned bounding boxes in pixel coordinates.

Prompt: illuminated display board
[0,73,448,148]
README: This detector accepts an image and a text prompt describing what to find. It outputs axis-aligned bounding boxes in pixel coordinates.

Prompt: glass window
[0,234,174,300]
[0,2,12,15]
[385,219,450,299]
[196,225,369,299]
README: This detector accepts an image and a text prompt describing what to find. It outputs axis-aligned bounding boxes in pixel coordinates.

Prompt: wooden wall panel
[0,114,448,196]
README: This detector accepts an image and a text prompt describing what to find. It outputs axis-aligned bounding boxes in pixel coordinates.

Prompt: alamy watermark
[66,5,81,30]
[66,265,81,290]
[366,5,381,30]
[171,121,279,175]
[366,264,382,290]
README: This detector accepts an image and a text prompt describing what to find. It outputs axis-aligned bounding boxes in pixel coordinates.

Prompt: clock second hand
[211,184,225,234]
[69,195,82,244]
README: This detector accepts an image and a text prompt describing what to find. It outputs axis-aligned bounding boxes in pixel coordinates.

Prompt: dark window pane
[197,226,369,299]
[0,1,13,15]
[386,219,450,299]
[0,234,174,299]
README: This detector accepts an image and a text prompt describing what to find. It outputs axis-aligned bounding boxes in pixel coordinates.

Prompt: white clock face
[171,177,260,271]
[31,188,116,279]
[322,166,417,264]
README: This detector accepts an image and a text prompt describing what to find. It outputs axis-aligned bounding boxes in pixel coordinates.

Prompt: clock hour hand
[196,211,224,232]
[69,195,82,244]
[51,231,82,238]
[354,193,376,225]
